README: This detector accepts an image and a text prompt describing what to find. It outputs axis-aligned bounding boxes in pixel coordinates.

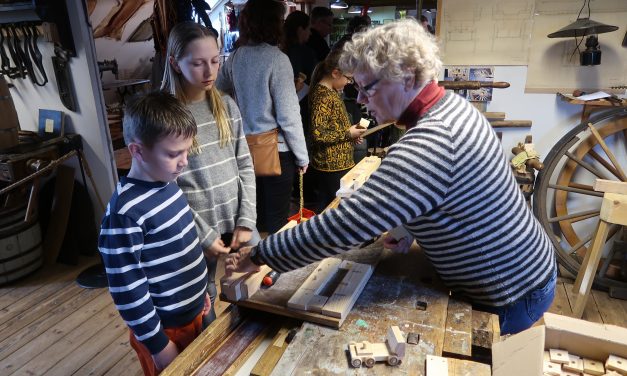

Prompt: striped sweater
[255,91,556,307]
[177,96,256,249]
[99,177,207,354]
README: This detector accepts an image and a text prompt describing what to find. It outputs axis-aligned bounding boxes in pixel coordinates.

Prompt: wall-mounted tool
[52,46,76,111]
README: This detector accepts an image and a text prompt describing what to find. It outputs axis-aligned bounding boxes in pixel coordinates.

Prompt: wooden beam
[594,179,627,194]
[489,120,532,128]
[442,299,472,358]
[161,305,245,376]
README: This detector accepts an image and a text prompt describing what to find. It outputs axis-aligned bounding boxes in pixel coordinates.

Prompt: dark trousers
[256,152,296,233]
[312,167,349,214]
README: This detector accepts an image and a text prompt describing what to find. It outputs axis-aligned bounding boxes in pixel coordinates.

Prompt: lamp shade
[547,18,618,38]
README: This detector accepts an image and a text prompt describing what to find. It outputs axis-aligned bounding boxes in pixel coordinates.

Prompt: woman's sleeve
[269,53,309,167]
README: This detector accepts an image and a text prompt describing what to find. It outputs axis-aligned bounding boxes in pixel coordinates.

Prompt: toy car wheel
[387,356,400,366]
[365,357,376,368]
[351,358,362,368]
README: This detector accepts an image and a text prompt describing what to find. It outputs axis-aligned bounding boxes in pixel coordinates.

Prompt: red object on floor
[288,208,315,224]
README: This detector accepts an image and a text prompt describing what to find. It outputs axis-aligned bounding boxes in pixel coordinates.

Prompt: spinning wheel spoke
[533,108,627,290]
[549,209,599,223]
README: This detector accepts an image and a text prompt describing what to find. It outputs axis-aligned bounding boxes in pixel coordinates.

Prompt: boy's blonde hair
[161,21,232,150]
[123,91,197,148]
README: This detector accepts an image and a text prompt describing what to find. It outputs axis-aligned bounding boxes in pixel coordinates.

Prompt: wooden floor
[2,259,627,376]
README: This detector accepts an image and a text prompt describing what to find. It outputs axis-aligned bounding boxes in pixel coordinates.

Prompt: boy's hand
[230,227,252,250]
[202,292,211,316]
[383,234,412,254]
[205,237,230,258]
[225,246,261,277]
[152,340,179,371]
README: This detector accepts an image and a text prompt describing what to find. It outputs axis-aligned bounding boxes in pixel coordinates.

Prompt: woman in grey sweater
[216,0,309,234]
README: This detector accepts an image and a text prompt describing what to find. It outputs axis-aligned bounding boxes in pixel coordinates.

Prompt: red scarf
[397,81,445,129]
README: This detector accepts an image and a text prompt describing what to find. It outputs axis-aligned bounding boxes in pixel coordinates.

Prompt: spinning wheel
[533,108,627,290]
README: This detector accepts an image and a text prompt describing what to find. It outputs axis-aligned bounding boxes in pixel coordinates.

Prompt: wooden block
[483,111,506,120]
[594,179,627,195]
[606,354,627,374]
[600,193,627,226]
[584,358,606,376]
[305,295,329,313]
[387,326,405,358]
[240,265,272,300]
[543,350,550,362]
[543,360,561,376]
[561,370,581,376]
[339,156,381,190]
[426,354,449,376]
[442,299,473,358]
[321,262,374,319]
[564,354,584,373]
[448,358,491,376]
[549,348,570,364]
[287,258,342,311]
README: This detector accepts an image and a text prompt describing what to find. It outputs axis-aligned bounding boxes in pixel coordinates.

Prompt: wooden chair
[572,179,627,318]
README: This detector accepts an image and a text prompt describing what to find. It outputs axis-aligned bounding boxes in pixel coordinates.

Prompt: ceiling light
[330,0,348,9]
[348,6,361,14]
[547,0,618,66]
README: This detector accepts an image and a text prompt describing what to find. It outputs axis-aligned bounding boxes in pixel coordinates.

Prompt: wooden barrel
[0,206,43,285]
[0,75,20,150]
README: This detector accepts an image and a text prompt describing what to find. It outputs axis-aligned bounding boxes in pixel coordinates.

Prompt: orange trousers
[129,312,204,376]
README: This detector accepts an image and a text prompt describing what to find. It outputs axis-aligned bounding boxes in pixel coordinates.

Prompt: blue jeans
[480,271,557,335]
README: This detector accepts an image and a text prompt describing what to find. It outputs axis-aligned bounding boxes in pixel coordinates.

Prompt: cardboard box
[492,312,627,376]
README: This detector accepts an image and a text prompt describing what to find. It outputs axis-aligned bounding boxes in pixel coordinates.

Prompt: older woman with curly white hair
[225,19,556,335]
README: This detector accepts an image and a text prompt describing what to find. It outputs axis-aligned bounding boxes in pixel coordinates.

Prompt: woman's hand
[298,164,308,174]
[204,237,230,258]
[225,246,261,277]
[348,124,367,140]
[230,227,252,250]
[152,340,179,371]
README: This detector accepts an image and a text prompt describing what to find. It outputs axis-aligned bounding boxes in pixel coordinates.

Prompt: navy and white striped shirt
[256,92,556,307]
[99,177,207,354]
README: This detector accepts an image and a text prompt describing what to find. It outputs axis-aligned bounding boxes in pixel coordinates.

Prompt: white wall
[489,66,584,161]
[7,0,116,220]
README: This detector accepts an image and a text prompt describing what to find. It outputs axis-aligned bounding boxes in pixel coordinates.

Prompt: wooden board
[442,299,473,358]
[230,241,385,329]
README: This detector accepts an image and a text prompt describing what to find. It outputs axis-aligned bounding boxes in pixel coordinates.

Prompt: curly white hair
[339,18,442,83]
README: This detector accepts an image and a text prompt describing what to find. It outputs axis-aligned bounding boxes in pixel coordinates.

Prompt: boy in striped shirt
[99,92,210,375]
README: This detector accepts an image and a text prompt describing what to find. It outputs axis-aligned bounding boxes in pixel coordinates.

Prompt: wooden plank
[601,193,627,226]
[0,287,103,362]
[0,281,86,351]
[449,357,491,376]
[195,317,269,376]
[231,242,384,329]
[482,112,506,120]
[548,281,573,317]
[286,258,342,311]
[471,310,499,349]
[442,299,472,358]
[104,349,143,376]
[161,305,245,376]
[594,179,627,194]
[591,289,627,327]
[43,164,75,264]
[15,299,121,375]
[321,261,374,319]
[250,321,300,376]
[221,319,274,376]
[426,354,449,375]
[0,291,112,371]
[489,120,532,128]
[73,329,135,376]
[563,282,603,323]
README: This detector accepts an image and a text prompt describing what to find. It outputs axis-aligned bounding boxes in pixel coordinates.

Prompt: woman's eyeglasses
[342,74,354,84]
[353,78,380,98]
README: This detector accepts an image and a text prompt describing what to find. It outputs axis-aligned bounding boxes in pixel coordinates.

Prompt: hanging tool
[52,46,77,111]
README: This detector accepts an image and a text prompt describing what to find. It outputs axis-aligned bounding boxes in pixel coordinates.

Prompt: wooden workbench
[164,239,498,376]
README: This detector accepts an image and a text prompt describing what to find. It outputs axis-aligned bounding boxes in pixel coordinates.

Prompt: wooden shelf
[557,92,627,107]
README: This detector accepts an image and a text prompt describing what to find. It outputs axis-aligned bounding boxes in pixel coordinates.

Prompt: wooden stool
[572,179,627,317]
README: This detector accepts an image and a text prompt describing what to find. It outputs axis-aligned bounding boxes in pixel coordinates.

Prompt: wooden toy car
[348,326,406,368]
